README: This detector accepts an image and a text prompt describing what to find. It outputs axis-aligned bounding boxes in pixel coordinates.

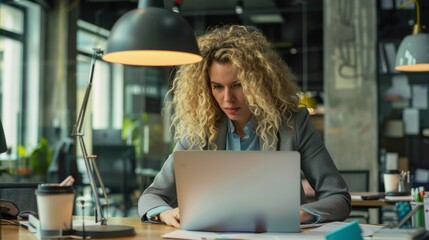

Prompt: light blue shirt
[146,117,260,221]
[226,117,259,151]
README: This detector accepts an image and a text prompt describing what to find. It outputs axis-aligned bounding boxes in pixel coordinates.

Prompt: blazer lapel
[261,132,279,151]
[213,116,228,150]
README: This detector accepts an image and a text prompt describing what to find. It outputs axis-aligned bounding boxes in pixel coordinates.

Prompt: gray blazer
[138,108,351,222]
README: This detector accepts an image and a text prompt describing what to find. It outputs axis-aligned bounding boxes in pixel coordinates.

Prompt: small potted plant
[16,145,32,177]
[16,137,52,180]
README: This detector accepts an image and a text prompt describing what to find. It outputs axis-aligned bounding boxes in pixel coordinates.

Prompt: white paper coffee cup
[36,184,74,231]
[383,170,400,193]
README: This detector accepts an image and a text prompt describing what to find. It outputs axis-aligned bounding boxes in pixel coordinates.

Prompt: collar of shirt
[227,117,257,136]
[226,117,259,150]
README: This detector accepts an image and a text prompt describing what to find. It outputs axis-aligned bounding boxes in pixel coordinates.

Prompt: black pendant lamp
[102,0,202,66]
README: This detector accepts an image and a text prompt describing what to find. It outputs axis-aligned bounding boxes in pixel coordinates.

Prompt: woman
[138,25,351,228]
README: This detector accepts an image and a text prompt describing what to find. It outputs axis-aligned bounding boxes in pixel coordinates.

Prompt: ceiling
[79,0,324,91]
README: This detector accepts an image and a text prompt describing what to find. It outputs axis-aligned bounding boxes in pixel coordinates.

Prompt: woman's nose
[224,88,235,102]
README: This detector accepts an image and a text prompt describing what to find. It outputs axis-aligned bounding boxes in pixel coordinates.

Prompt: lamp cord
[400,0,421,34]
[80,200,86,239]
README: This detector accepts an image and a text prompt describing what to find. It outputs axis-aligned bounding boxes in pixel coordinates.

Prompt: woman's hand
[159,208,312,227]
[300,209,315,224]
[159,208,181,228]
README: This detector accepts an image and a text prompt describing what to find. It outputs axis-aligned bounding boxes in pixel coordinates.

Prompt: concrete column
[323,0,378,191]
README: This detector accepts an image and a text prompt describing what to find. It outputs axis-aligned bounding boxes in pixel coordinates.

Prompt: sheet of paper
[162,230,301,240]
[412,85,428,109]
[385,195,412,202]
[391,75,410,99]
[351,195,363,200]
[304,222,383,238]
[415,168,429,183]
[403,108,419,135]
[162,222,385,240]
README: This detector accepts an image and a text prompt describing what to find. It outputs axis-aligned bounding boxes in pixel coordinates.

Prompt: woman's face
[208,62,252,127]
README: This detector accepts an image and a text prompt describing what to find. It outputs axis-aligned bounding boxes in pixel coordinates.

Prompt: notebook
[173,150,301,233]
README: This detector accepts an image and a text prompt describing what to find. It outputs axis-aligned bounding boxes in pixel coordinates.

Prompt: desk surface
[1,217,176,240]
[6,216,426,240]
[351,192,397,207]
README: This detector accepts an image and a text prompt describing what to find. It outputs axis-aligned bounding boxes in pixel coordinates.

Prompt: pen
[407,171,410,184]
[202,238,247,240]
[419,186,425,200]
[415,187,424,228]
[60,175,75,186]
[411,188,416,227]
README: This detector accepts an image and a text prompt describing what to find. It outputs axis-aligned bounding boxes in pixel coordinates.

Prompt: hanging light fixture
[172,0,182,13]
[102,0,202,66]
[395,0,429,72]
[235,0,244,15]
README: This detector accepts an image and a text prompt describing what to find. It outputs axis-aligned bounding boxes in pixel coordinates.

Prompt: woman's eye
[233,83,242,88]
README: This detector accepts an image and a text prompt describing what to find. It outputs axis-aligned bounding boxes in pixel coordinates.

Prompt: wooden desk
[305,192,394,207]
[351,192,393,208]
[1,217,177,240]
[350,192,412,208]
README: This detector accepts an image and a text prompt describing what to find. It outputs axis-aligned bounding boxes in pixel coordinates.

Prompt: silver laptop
[173,150,301,233]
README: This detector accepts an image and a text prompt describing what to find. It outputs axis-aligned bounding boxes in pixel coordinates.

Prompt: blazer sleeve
[293,108,351,222]
[137,118,226,221]
[137,138,189,221]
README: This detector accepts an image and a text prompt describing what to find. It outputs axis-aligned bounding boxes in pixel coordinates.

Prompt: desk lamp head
[0,120,7,153]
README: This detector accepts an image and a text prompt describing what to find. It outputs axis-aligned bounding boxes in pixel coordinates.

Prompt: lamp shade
[102,6,202,66]
[395,33,429,72]
[0,120,6,153]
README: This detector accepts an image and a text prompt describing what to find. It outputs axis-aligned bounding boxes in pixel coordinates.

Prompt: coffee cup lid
[385,169,400,174]
[36,184,74,195]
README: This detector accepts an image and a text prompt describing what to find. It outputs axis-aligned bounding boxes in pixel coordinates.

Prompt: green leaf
[17,145,27,157]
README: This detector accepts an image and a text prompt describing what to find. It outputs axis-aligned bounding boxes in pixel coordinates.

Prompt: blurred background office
[1,0,429,223]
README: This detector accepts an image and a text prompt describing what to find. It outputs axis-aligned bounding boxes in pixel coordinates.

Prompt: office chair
[92,145,138,217]
[47,137,82,185]
[0,182,40,218]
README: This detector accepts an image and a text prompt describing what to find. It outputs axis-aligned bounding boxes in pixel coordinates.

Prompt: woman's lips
[224,107,239,115]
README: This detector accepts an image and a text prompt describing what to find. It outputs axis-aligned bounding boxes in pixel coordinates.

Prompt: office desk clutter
[398,171,412,193]
[383,170,411,194]
[410,187,425,228]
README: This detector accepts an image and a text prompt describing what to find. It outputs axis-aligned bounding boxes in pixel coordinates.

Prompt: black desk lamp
[72,0,201,238]
[0,120,7,154]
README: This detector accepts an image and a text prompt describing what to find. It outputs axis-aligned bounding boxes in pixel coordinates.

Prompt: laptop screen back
[174,150,301,233]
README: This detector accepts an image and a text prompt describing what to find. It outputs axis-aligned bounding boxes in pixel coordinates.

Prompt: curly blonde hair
[165,25,301,150]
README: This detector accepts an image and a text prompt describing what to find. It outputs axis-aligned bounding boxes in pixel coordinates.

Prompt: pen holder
[424,196,429,231]
[398,178,411,193]
[410,201,424,228]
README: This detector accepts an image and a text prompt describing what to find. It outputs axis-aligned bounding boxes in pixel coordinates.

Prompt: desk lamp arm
[71,48,107,225]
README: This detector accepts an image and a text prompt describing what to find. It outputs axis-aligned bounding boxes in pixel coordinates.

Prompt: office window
[0,4,24,34]
[77,20,123,130]
[0,36,22,148]
[0,1,41,151]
